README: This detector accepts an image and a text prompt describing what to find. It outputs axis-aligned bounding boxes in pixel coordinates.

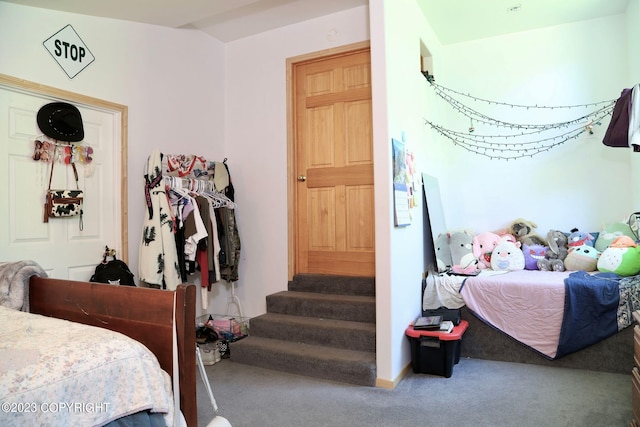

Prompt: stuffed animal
[509,218,547,247]
[564,245,600,271]
[522,243,547,270]
[435,232,453,273]
[472,232,501,269]
[537,229,569,272]
[567,228,595,248]
[597,236,640,276]
[612,236,638,247]
[449,230,479,274]
[594,222,637,252]
[491,240,525,271]
[495,230,518,245]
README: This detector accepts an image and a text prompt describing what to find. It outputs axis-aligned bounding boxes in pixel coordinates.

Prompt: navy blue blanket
[556,271,625,358]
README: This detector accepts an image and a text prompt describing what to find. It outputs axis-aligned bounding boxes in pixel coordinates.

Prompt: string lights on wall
[421,71,616,160]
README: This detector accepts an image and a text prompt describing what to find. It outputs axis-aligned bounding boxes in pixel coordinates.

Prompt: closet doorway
[287,42,375,278]
[0,74,128,280]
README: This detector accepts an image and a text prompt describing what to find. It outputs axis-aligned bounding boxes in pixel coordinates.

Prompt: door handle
[297,175,307,182]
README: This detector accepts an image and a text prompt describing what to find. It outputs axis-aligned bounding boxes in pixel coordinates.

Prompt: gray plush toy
[449,230,478,274]
[537,229,568,272]
[435,233,453,273]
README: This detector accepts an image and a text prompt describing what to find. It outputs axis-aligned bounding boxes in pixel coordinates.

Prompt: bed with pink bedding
[457,270,640,359]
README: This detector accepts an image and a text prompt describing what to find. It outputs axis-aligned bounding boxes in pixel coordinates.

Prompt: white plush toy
[491,240,525,271]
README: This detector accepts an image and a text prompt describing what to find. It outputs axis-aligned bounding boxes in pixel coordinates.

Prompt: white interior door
[0,86,122,280]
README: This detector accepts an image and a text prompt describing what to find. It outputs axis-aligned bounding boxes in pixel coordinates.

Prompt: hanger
[203,187,236,209]
[162,167,236,209]
[165,176,192,205]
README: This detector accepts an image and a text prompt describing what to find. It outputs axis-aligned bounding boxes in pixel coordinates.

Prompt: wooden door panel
[306,70,334,96]
[306,88,370,108]
[343,63,371,90]
[307,164,373,187]
[345,100,373,164]
[307,106,335,167]
[307,250,374,276]
[346,185,375,250]
[294,46,374,277]
[308,187,336,250]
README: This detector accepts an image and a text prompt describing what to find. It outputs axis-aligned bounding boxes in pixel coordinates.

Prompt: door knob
[297,175,307,182]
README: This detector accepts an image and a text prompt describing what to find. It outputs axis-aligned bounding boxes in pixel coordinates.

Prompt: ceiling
[0,0,631,44]
[0,0,368,42]
[418,0,631,45]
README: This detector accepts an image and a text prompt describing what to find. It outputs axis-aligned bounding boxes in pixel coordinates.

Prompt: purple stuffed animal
[523,243,548,270]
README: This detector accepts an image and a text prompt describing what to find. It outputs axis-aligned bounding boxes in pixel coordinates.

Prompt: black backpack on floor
[90,248,135,286]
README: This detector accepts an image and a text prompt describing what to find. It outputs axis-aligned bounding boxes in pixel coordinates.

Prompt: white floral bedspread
[0,306,178,426]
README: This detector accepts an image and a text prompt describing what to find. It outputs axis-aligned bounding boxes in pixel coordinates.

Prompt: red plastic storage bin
[405,320,469,378]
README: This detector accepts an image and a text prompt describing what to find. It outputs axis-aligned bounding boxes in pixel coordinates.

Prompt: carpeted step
[231,336,376,386]
[232,274,377,386]
[266,291,375,323]
[249,312,375,352]
[289,274,375,296]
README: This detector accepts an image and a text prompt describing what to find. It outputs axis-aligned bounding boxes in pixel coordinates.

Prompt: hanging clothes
[215,161,240,283]
[184,197,208,263]
[196,195,223,286]
[165,154,209,177]
[173,199,188,282]
[629,84,640,152]
[603,87,633,148]
[138,149,182,290]
[205,197,222,285]
[140,151,241,301]
[216,207,240,282]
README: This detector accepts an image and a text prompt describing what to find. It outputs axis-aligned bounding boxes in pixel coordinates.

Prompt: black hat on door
[37,102,84,142]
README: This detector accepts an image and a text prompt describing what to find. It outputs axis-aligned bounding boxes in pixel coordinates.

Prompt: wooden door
[0,75,126,280]
[292,46,375,277]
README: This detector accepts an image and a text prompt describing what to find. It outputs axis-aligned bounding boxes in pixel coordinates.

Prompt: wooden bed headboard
[29,277,197,427]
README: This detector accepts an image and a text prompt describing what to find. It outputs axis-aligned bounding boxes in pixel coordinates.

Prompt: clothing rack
[155,153,241,316]
[226,283,243,318]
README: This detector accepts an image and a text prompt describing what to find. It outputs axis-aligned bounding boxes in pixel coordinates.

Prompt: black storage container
[405,320,468,378]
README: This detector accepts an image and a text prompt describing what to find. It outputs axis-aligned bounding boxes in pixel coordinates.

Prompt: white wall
[628,0,640,85]
[434,16,632,236]
[0,2,226,278]
[221,7,369,316]
[369,0,443,384]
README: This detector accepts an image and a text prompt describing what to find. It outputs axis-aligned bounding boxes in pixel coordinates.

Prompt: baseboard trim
[375,362,412,389]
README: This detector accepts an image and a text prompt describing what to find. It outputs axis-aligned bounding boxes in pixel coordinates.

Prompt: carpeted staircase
[231,274,377,386]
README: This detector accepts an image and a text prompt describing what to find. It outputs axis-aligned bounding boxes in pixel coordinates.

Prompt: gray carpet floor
[196,357,632,427]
